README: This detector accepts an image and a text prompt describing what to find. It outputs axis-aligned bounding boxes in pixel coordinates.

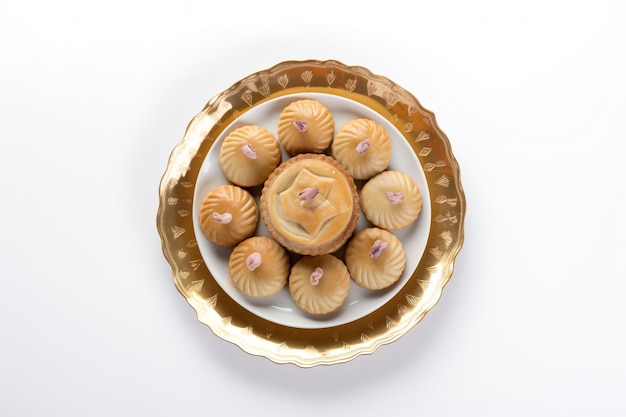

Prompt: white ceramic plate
[193,92,431,329]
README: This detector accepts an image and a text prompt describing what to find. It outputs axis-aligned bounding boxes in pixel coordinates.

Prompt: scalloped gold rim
[157,59,465,367]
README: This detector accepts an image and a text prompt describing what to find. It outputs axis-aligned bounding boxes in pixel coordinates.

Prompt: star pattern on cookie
[280,169,340,236]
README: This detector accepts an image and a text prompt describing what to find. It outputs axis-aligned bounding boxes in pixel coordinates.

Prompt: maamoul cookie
[228,236,290,297]
[260,153,359,255]
[345,227,406,290]
[199,184,258,247]
[331,118,392,180]
[276,99,334,155]
[288,254,350,315]
[219,125,282,187]
[360,170,422,230]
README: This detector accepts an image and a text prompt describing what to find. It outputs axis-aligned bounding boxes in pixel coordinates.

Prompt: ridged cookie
[360,170,422,230]
[199,184,258,247]
[345,227,406,290]
[277,99,334,155]
[219,125,281,187]
[288,254,350,315]
[332,118,392,180]
[228,236,289,297]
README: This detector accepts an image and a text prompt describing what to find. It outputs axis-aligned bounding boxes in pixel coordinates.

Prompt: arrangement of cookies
[198,98,423,316]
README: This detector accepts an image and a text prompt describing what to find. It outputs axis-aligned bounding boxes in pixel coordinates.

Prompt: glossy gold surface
[157,60,465,367]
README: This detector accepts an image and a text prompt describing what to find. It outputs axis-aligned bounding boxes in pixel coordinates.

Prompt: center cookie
[260,153,359,256]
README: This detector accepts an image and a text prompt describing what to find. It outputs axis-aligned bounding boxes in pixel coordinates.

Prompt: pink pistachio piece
[211,212,233,224]
[241,144,257,159]
[369,240,389,259]
[293,120,308,132]
[298,187,320,200]
[246,252,262,271]
[309,267,323,286]
[385,191,404,204]
[356,139,371,154]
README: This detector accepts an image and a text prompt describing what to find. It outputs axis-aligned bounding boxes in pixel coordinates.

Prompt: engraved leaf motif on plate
[434,212,458,224]
[345,78,357,93]
[405,293,420,306]
[384,92,398,109]
[188,279,204,293]
[326,70,336,86]
[435,175,450,187]
[397,304,409,317]
[366,80,377,96]
[301,70,313,84]
[277,74,289,89]
[171,226,185,239]
[419,147,432,157]
[415,130,431,142]
[439,231,453,247]
[241,90,253,106]
[258,81,271,97]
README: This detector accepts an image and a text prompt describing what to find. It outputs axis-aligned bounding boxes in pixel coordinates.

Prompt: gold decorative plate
[157,60,465,367]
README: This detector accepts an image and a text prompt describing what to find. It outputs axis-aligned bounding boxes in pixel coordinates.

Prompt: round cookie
[331,118,392,180]
[260,153,359,255]
[345,227,406,290]
[276,99,334,155]
[199,184,258,247]
[288,254,350,315]
[228,236,290,297]
[360,170,422,231]
[219,125,282,187]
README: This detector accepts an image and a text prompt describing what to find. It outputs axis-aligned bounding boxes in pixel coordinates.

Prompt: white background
[1,1,625,416]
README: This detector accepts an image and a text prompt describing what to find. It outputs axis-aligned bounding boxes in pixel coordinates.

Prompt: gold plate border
[157,59,465,367]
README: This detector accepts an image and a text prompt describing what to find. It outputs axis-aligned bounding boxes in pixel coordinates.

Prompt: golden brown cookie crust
[288,254,350,315]
[260,153,359,255]
[360,170,422,230]
[199,184,258,247]
[331,118,392,180]
[276,99,334,155]
[219,125,282,187]
[228,236,290,297]
[345,227,406,290]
